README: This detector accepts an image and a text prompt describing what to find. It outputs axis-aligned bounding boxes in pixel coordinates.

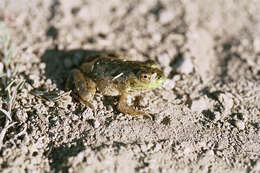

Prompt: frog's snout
[154,71,166,87]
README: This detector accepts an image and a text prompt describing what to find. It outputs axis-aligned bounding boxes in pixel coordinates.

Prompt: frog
[65,53,166,116]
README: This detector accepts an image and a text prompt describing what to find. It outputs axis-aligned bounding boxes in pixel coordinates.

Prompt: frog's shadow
[41,48,109,90]
[41,48,121,112]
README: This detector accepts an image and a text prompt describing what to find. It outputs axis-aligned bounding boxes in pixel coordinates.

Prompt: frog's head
[129,64,166,91]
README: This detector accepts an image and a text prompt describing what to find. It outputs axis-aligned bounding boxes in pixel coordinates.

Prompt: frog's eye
[140,73,151,83]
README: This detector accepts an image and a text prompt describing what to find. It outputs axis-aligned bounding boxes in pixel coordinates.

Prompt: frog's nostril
[160,76,166,83]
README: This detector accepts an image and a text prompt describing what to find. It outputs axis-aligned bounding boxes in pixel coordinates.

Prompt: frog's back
[91,58,142,82]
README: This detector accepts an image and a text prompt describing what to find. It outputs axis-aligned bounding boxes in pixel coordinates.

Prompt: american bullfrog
[66,53,166,116]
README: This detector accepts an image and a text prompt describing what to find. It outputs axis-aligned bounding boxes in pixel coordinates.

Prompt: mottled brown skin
[66,53,166,116]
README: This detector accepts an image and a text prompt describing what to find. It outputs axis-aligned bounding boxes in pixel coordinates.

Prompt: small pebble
[184,146,192,154]
[72,114,79,121]
[252,160,260,172]
[206,150,214,156]
[39,62,46,70]
[82,108,94,119]
[163,79,175,90]
[191,98,210,113]
[235,120,245,130]
[0,62,3,74]
[254,38,260,53]
[15,109,28,123]
[141,144,148,152]
[153,143,162,152]
[94,120,100,128]
[160,10,175,24]
[177,56,194,74]
[214,112,221,121]
[157,53,170,67]
[152,33,162,42]
[219,93,233,114]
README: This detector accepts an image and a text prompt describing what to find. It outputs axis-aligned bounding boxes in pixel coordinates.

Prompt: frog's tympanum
[66,53,166,116]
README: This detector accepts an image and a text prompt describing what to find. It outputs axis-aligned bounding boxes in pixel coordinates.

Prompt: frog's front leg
[117,92,146,116]
[66,69,96,108]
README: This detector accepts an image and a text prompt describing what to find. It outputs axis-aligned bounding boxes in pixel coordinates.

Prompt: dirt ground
[0,0,260,172]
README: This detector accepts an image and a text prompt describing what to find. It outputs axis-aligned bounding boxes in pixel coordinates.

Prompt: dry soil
[0,0,260,173]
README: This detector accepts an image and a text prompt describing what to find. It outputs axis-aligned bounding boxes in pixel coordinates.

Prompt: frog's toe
[83,101,95,110]
[117,103,147,116]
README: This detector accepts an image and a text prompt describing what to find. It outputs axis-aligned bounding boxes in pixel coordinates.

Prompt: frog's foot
[117,93,147,116]
[117,103,147,116]
[66,69,96,110]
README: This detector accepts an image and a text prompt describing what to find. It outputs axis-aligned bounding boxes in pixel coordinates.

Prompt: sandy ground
[0,0,260,172]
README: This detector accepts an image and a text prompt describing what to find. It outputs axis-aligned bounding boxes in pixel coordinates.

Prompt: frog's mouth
[133,75,166,90]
